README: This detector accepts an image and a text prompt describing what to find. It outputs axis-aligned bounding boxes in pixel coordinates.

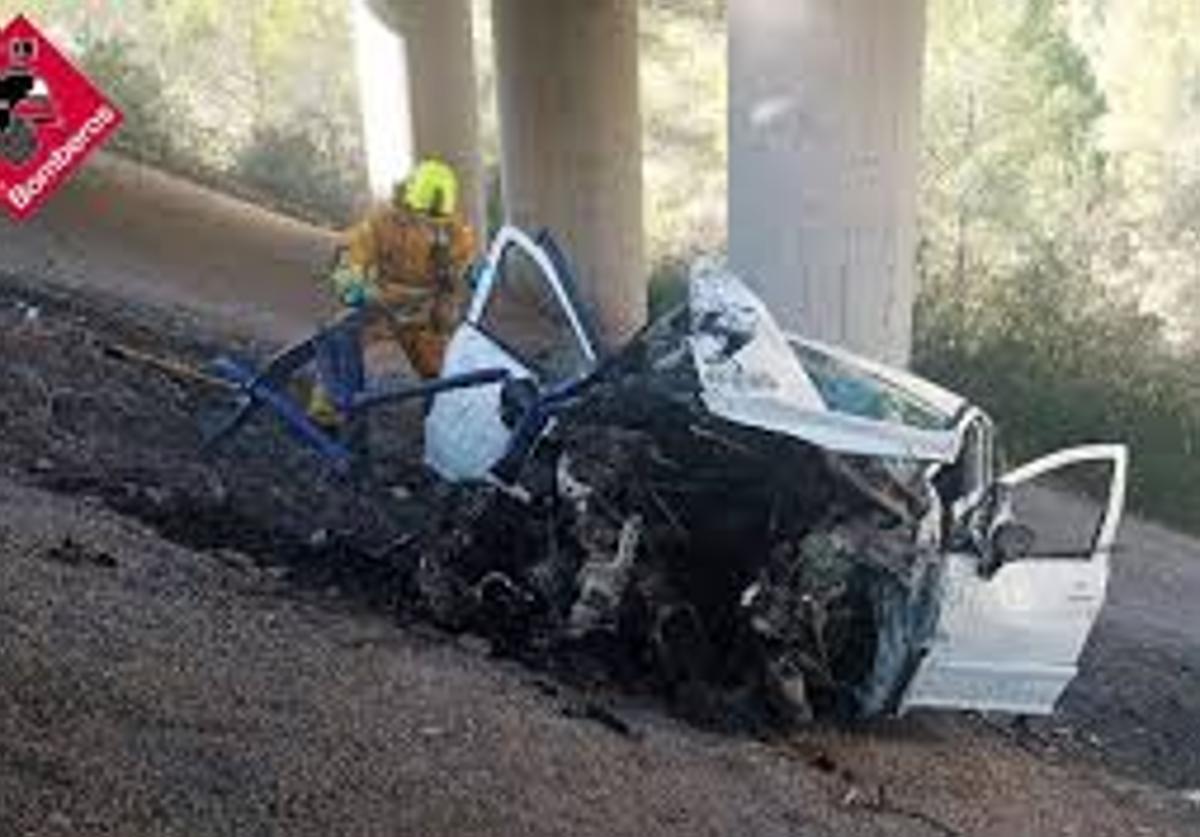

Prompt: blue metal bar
[352,368,510,412]
[206,356,353,473]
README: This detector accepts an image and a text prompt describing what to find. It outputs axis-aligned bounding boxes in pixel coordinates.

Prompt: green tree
[921,0,1107,295]
[1072,0,1200,341]
[918,0,1200,532]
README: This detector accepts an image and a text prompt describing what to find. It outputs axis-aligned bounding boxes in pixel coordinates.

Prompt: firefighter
[328,158,476,377]
[309,159,476,426]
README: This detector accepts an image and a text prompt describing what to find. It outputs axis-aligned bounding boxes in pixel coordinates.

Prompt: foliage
[233,124,361,223]
[7,0,366,225]
[921,0,1108,286]
[647,256,689,319]
[77,37,176,165]
[643,0,725,23]
[638,1,728,267]
[1073,0,1200,341]
[919,0,1200,531]
[915,250,1200,531]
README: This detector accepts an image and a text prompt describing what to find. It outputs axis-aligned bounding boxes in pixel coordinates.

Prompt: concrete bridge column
[729,0,926,364]
[365,0,484,235]
[493,0,646,343]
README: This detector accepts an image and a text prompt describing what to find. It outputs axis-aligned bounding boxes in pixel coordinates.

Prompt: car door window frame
[995,443,1128,564]
[467,227,599,380]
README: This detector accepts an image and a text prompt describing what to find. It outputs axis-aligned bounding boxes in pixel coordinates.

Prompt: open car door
[425,226,599,482]
[901,444,1128,715]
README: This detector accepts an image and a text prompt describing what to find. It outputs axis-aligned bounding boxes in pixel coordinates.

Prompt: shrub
[78,38,176,165]
[914,250,1200,532]
[232,124,362,225]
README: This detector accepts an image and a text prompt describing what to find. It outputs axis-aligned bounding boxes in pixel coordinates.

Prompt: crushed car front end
[419,229,1128,723]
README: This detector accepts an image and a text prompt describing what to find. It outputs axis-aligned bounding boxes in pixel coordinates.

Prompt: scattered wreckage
[182,225,1130,723]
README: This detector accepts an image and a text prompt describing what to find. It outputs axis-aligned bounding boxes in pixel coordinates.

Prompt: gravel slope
[0,474,1191,837]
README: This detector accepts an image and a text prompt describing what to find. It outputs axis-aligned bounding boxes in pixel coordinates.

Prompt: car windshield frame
[788,341,956,431]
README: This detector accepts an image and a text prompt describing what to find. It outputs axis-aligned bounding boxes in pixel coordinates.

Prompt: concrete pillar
[352,0,412,202]
[729,0,926,365]
[368,0,484,235]
[493,0,646,344]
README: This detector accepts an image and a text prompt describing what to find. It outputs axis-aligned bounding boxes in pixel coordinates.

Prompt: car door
[424,226,599,482]
[900,444,1128,715]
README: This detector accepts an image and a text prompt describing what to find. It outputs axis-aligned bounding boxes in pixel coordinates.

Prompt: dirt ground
[0,270,1198,836]
[0,152,338,344]
[0,471,1183,837]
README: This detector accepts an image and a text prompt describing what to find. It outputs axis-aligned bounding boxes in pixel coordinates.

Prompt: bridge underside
[368,0,925,362]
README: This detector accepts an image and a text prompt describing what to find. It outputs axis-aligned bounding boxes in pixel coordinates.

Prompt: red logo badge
[0,15,122,221]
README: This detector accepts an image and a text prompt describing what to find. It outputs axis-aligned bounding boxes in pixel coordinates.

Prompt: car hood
[687,263,970,464]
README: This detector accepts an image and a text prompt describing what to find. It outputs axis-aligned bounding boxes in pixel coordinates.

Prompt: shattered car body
[419,226,1128,722]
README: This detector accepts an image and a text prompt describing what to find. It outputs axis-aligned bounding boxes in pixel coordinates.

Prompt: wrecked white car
[417,225,1128,723]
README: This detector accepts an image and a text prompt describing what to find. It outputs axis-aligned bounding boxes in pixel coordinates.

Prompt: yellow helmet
[401,158,459,217]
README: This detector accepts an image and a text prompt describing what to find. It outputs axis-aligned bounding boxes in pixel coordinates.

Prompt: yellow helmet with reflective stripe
[402,158,459,217]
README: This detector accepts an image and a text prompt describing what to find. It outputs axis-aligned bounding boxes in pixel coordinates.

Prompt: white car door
[901,444,1129,715]
[425,226,599,482]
